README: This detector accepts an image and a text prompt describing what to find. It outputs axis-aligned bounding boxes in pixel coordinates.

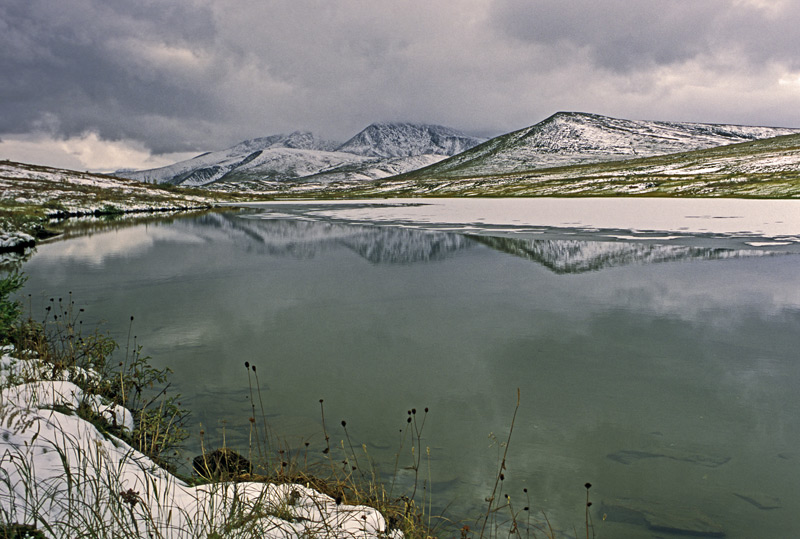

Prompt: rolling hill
[397,112,800,182]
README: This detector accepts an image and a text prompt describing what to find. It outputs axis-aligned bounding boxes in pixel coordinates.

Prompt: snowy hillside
[120,123,485,188]
[212,154,448,191]
[119,132,349,186]
[0,160,214,214]
[336,123,485,158]
[403,112,800,180]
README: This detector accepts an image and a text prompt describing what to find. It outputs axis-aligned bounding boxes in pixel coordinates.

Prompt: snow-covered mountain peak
[336,122,485,158]
[405,112,800,179]
[231,131,340,153]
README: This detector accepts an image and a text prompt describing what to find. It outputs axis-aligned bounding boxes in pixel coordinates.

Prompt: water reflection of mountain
[197,212,475,264]
[470,235,776,274]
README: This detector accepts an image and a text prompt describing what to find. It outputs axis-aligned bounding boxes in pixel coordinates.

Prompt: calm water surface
[18,203,800,538]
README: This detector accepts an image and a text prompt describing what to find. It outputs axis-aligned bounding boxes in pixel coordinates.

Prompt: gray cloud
[0,0,220,152]
[491,0,800,73]
[2,0,800,167]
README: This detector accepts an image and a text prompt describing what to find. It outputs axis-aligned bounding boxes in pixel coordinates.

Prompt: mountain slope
[273,131,800,198]
[400,112,800,181]
[119,123,485,188]
[336,123,485,158]
[119,132,348,186]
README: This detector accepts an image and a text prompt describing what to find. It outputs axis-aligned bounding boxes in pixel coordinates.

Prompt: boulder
[193,448,252,479]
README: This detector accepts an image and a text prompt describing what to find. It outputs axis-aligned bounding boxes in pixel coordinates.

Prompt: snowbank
[0,350,396,538]
[0,232,35,251]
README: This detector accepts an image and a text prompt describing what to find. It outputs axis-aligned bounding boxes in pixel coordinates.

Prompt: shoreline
[0,348,398,538]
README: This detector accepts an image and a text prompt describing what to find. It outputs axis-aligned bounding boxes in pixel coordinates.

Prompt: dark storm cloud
[490,0,800,73]
[0,0,220,152]
[2,0,800,169]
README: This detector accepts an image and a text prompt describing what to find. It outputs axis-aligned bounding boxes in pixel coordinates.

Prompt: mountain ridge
[398,111,800,181]
[118,123,485,187]
[114,111,800,194]
[336,122,486,158]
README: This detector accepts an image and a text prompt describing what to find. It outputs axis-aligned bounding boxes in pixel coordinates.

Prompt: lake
[18,199,800,538]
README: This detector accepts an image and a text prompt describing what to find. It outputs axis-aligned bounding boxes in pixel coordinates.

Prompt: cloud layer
[2,0,800,170]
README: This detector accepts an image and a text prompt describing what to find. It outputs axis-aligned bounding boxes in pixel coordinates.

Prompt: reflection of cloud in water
[36,226,207,268]
[471,235,778,274]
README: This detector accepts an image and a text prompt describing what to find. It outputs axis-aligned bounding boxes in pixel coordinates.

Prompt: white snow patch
[0,352,396,538]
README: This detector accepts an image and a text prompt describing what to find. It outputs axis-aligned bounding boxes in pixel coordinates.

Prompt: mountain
[398,112,800,181]
[277,130,800,198]
[336,123,485,158]
[119,123,485,188]
[118,132,353,186]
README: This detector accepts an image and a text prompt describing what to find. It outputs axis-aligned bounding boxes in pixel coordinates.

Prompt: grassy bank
[0,270,594,538]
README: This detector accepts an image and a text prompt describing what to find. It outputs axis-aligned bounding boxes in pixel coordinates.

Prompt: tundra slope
[399,112,800,181]
[0,160,220,253]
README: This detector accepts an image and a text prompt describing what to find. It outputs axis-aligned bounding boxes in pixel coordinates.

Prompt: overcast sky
[2,0,800,171]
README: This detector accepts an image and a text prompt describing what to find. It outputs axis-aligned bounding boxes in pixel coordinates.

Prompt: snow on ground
[0,161,213,208]
[0,350,395,538]
[0,232,35,251]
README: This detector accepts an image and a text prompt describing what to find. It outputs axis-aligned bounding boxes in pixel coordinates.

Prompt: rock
[193,448,252,479]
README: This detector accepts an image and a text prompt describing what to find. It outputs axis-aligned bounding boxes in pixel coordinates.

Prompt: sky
[2,0,800,172]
